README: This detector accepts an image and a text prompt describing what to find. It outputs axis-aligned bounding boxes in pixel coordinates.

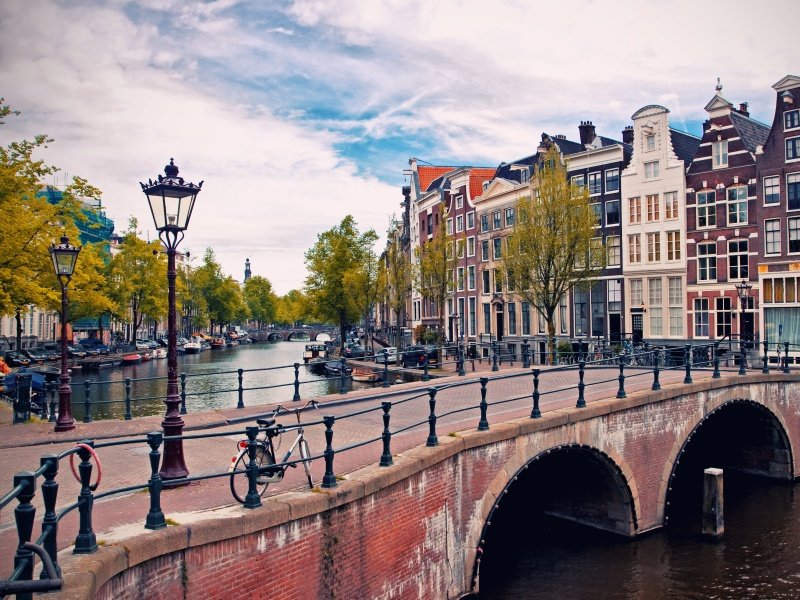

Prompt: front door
[609,313,621,343]
[632,313,643,343]
[496,311,504,342]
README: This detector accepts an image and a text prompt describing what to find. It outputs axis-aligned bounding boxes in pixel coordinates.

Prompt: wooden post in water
[702,467,724,538]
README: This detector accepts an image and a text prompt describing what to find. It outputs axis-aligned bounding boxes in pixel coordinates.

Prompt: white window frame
[646,194,660,222]
[765,218,781,255]
[606,199,620,226]
[728,239,749,281]
[467,211,475,229]
[696,190,717,228]
[785,109,800,131]
[588,172,602,195]
[789,217,800,254]
[697,241,717,282]
[455,195,464,210]
[647,232,661,262]
[455,214,464,233]
[605,168,620,192]
[712,139,728,168]
[786,136,800,162]
[644,161,660,179]
[447,218,453,235]
[664,191,678,220]
[667,230,681,261]
[727,186,748,226]
[764,176,780,206]
[628,234,641,264]
[628,197,641,224]
[466,236,475,257]
[606,235,620,266]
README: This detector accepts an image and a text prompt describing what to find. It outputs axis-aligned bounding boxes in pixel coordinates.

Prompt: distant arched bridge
[250,327,338,342]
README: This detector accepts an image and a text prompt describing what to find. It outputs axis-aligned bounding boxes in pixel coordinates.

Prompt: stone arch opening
[266,332,284,341]
[665,399,793,524]
[472,444,636,595]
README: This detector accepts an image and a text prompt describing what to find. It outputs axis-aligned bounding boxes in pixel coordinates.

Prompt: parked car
[21,348,49,363]
[40,343,61,361]
[343,344,366,359]
[402,345,439,368]
[135,340,151,351]
[79,338,110,355]
[67,344,87,359]
[375,347,398,364]
[4,350,31,367]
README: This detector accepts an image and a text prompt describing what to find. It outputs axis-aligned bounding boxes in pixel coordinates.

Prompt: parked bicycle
[229,399,318,504]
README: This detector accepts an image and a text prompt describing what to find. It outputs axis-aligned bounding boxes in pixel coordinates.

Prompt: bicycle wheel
[230,445,274,504]
[299,439,314,489]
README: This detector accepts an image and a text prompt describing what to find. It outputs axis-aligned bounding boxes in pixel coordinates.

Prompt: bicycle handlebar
[271,400,319,423]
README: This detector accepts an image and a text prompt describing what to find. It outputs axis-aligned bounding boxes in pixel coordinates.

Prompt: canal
[67,341,387,421]
[479,474,799,599]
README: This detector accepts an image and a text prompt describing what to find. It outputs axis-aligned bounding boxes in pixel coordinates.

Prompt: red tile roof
[468,168,497,200]
[417,166,455,193]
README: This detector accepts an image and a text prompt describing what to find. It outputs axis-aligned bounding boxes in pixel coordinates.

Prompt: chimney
[579,121,596,146]
[738,102,749,117]
[622,126,634,145]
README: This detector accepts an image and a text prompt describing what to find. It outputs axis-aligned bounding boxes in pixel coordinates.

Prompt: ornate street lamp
[735,279,753,375]
[141,158,202,480]
[49,234,81,432]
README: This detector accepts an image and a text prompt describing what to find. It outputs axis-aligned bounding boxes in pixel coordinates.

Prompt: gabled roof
[669,128,701,164]
[772,74,800,92]
[704,94,734,113]
[729,111,769,153]
[468,168,498,200]
[493,153,539,182]
[417,166,455,194]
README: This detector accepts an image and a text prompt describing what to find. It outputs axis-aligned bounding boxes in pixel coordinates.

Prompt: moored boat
[352,367,380,383]
[210,337,226,349]
[152,348,167,359]
[303,343,327,363]
[183,337,202,354]
[121,353,142,365]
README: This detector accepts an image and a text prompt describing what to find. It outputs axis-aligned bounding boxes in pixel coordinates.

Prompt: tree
[106,219,167,342]
[382,223,412,348]
[275,290,307,327]
[304,216,377,348]
[343,230,380,351]
[414,202,462,349]
[502,145,605,364]
[243,275,277,330]
[194,248,247,334]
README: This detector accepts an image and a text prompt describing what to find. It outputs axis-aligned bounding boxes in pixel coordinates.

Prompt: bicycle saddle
[257,418,275,427]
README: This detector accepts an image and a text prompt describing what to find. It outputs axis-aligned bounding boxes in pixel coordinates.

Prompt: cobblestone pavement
[0,358,733,577]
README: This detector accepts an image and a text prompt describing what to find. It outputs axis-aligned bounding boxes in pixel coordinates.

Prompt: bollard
[322,416,337,488]
[702,467,724,538]
[243,426,262,509]
[784,341,790,373]
[712,342,721,379]
[738,340,747,375]
[762,340,770,374]
[13,471,36,592]
[522,339,530,369]
[422,356,430,382]
[426,388,439,447]
[145,432,166,529]
[652,350,661,391]
[48,381,57,423]
[683,344,693,384]
[180,373,188,415]
[73,441,98,554]
[40,455,60,578]
[576,360,586,408]
[530,369,541,418]
[339,356,348,394]
[491,342,499,372]
[617,356,626,399]
[457,343,466,376]
[478,377,489,430]
[382,357,390,388]
[380,402,393,466]
[123,378,132,420]
[293,363,301,401]
[237,368,245,409]
[82,380,93,423]
[39,383,49,421]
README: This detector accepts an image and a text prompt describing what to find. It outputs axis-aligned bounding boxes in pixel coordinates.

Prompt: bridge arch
[470,443,637,594]
[663,398,794,524]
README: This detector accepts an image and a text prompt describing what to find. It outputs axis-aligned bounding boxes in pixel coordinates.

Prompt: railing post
[40,454,60,579]
[145,432,166,529]
[180,373,187,415]
[39,382,49,421]
[478,377,490,430]
[48,381,57,423]
[339,356,348,394]
[457,343,466,376]
[738,339,747,375]
[73,441,98,554]
[712,342,721,379]
[13,471,36,598]
[422,355,430,382]
[293,363,301,401]
[684,344,693,384]
[576,360,586,408]
[426,388,439,446]
[784,341,790,373]
[491,342,499,372]
[617,355,626,399]
[522,338,530,369]
[380,402,393,467]
[322,416,337,488]
[82,380,93,423]
[382,357,390,388]
[652,349,661,391]
[124,377,132,420]
[530,369,541,418]
[762,339,770,374]
[243,426,262,509]
[237,368,245,409]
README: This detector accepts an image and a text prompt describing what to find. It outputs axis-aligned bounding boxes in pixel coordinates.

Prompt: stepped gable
[669,128,701,164]
[729,110,770,154]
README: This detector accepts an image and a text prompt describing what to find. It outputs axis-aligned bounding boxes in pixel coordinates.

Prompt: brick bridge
[55,370,799,599]
[250,327,337,342]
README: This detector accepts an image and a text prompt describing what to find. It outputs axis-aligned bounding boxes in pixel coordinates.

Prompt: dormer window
[520,168,530,184]
[645,134,656,151]
[455,195,464,209]
[712,140,728,168]
[785,109,800,131]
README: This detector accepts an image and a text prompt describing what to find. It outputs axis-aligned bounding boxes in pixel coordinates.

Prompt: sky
[1,0,796,295]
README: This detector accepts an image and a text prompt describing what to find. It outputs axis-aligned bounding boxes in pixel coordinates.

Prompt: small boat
[121,353,142,365]
[152,348,167,359]
[183,337,202,354]
[307,357,328,375]
[352,367,380,383]
[210,337,226,349]
[324,359,352,377]
[140,351,152,362]
[303,343,327,364]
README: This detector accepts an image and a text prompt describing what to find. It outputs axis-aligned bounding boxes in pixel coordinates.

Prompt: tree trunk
[546,315,557,366]
[15,307,22,350]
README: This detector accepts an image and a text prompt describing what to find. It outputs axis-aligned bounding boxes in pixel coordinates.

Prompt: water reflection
[67,342,390,421]
[479,476,799,599]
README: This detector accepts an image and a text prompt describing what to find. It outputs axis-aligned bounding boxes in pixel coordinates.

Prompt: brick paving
[0,357,732,578]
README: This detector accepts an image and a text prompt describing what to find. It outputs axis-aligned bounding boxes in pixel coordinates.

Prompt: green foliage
[193,248,247,333]
[243,275,276,329]
[503,146,604,363]
[383,222,411,345]
[304,215,377,344]
[275,289,307,326]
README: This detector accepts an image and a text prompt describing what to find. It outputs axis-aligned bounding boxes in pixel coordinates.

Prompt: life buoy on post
[69,443,102,491]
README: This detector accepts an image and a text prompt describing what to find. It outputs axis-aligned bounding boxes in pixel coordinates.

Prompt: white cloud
[1,0,797,296]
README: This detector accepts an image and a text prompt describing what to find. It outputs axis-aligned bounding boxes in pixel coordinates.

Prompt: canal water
[479,475,799,599]
[67,341,388,421]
